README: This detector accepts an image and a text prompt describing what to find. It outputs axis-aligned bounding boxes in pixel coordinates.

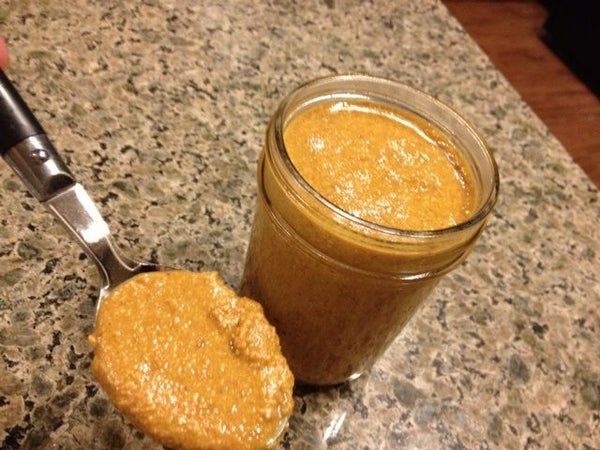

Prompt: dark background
[444,0,600,186]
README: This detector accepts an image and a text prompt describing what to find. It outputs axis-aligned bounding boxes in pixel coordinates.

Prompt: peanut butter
[89,271,294,450]
[242,96,483,384]
[284,100,475,230]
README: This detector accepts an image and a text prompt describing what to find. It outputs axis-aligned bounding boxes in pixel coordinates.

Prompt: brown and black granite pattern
[0,0,598,448]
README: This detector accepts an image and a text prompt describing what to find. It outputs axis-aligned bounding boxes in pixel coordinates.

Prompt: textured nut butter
[242,98,478,384]
[89,271,294,450]
[284,100,476,230]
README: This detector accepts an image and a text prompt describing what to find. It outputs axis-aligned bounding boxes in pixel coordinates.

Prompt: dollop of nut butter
[88,271,294,450]
[284,100,476,230]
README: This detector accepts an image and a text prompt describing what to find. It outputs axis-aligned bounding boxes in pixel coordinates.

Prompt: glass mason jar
[240,75,499,386]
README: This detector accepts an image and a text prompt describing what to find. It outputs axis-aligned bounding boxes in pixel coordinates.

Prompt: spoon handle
[0,70,45,153]
[0,69,134,293]
[0,71,75,201]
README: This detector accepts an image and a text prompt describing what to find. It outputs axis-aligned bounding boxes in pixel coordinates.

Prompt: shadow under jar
[240,75,499,386]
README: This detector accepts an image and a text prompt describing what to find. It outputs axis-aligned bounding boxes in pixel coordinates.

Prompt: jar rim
[272,74,500,239]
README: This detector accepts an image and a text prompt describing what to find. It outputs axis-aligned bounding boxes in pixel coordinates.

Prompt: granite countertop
[0,0,598,448]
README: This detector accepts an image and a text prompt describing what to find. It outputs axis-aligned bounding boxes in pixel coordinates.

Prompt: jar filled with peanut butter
[241,75,499,385]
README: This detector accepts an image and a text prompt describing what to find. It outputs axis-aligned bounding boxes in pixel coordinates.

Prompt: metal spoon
[0,70,159,308]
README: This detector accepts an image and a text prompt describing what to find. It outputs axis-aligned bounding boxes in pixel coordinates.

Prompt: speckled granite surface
[0,0,598,449]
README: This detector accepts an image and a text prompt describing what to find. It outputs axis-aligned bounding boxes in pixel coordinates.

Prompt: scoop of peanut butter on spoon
[0,70,294,450]
[89,270,294,450]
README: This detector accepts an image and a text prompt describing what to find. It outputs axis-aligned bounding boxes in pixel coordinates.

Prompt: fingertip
[0,37,10,69]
